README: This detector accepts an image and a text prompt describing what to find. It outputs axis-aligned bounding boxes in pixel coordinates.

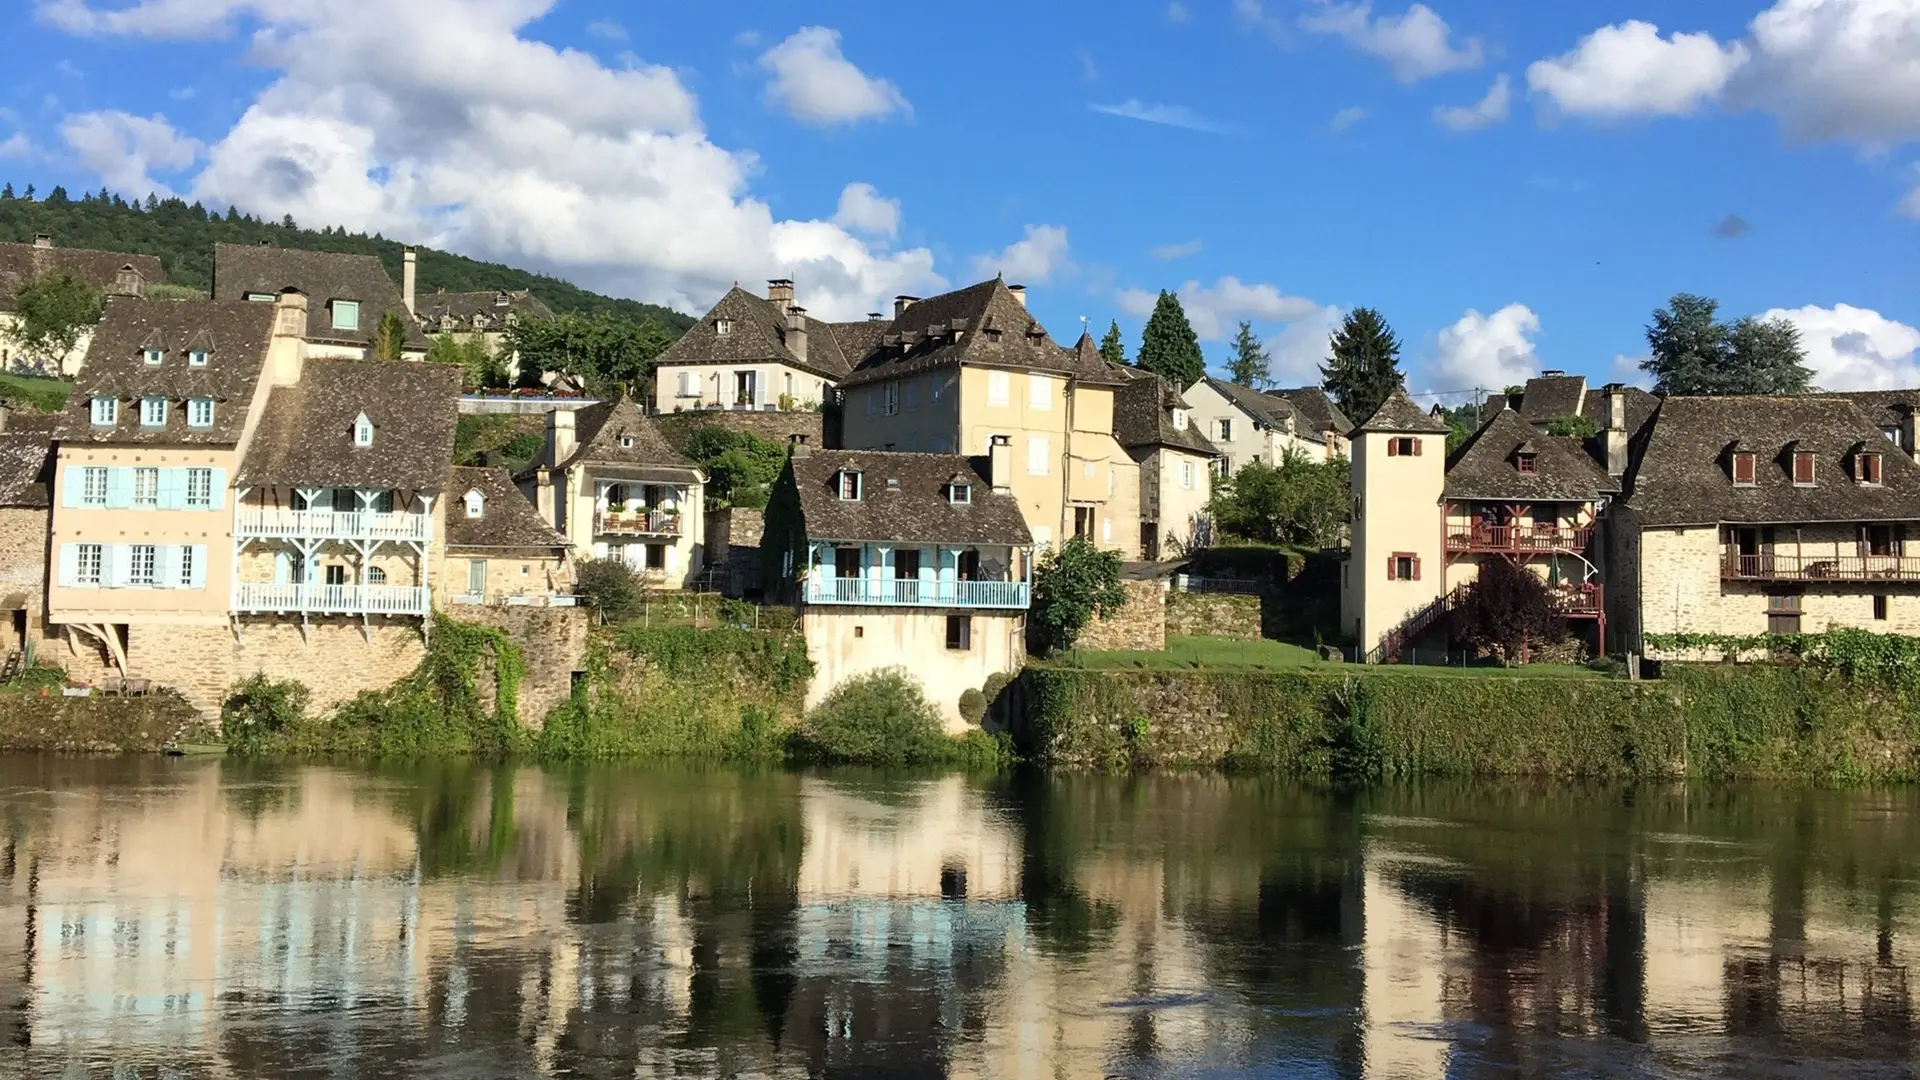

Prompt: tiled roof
[1513,374,1587,424]
[1355,388,1451,434]
[1578,384,1661,438]
[836,279,1125,390]
[1444,409,1618,502]
[1199,376,1303,433]
[788,450,1032,545]
[0,241,161,309]
[562,392,704,479]
[0,426,54,507]
[211,243,427,350]
[57,298,276,445]
[238,360,459,492]
[1114,371,1219,455]
[1622,395,1920,526]
[1269,386,1352,436]
[653,286,855,381]
[1824,390,1920,432]
[445,466,568,552]
[417,289,555,332]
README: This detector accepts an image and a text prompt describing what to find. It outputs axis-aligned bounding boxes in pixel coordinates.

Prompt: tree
[683,425,788,508]
[1641,293,1812,395]
[1030,537,1129,654]
[371,309,410,361]
[1226,320,1270,388]
[1207,450,1349,548]
[1321,307,1403,423]
[1544,414,1599,438]
[1450,558,1563,665]
[426,331,505,388]
[575,557,643,623]
[1097,320,1126,366]
[1436,402,1482,454]
[801,668,951,765]
[506,311,673,393]
[2,272,103,373]
[1135,290,1205,389]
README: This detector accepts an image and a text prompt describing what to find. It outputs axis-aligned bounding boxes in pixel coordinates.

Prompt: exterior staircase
[1366,587,1464,665]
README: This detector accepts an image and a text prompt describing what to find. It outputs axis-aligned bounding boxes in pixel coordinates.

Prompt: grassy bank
[0,372,69,412]
[1049,634,1597,678]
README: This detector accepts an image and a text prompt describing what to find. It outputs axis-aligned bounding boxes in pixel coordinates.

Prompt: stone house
[1269,385,1353,458]
[1182,376,1339,474]
[651,279,877,411]
[0,408,55,664]
[0,234,161,376]
[413,288,555,381]
[444,465,573,606]
[1113,371,1220,561]
[1340,390,1453,659]
[761,445,1033,730]
[1487,371,1660,437]
[520,392,707,589]
[211,242,428,360]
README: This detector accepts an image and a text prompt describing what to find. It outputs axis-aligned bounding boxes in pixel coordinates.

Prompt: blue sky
[5,0,1918,401]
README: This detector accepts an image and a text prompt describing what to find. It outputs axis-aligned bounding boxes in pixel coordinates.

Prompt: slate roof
[1269,386,1352,436]
[1444,409,1619,502]
[1200,376,1302,432]
[1825,390,1920,433]
[0,426,54,508]
[1512,373,1588,424]
[445,466,569,552]
[0,240,161,310]
[554,392,704,481]
[211,243,427,350]
[789,450,1032,546]
[417,289,555,334]
[653,285,855,381]
[836,279,1125,389]
[1115,371,1219,455]
[57,298,276,445]
[1355,389,1451,434]
[1622,395,1920,526]
[238,360,459,492]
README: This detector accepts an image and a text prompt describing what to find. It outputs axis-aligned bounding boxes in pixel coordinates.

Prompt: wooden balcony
[1549,584,1603,618]
[1722,550,1920,583]
[596,509,683,537]
[233,583,432,616]
[1446,524,1593,555]
[237,508,432,543]
[803,571,1030,610]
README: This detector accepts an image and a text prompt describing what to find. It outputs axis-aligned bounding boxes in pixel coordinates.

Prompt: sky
[4,0,1919,406]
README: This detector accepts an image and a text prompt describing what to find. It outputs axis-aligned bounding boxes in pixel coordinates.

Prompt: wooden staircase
[1366,587,1463,665]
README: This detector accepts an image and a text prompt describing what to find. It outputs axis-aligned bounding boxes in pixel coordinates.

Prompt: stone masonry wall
[126,621,428,719]
[1076,579,1167,652]
[457,605,591,726]
[1165,591,1263,640]
[0,506,54,662]
[654,410,822,453]
[706,507,765,596]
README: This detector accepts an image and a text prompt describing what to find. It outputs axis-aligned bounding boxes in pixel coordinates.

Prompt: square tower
[1343,389,1449,659]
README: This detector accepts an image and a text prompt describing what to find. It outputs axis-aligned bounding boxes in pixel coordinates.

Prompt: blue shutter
[189,545,207,590]
[107,545,131,587]
[57,544,78,587]
[105,469,132,509]
[274,551,290,586]
[209,468,228,510]
[156,546,178,588]
[159,470,183,510]
[61,468,84,509]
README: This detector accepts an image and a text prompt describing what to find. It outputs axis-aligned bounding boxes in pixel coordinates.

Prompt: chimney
[868,312,884,322]
[1007,284,1027,308]
[32,234,51,249]
[402,247,417,316]
[268,289,309,386]
[894,295,919,318]
[1604,383,1629,477]
[548,407,577,468]
[767,278,794,306]
[988,434,1012,493]
[1898,404,1919,462]
[789,432,812,459]
[1542,369,1565,377]
[786,305,809,365]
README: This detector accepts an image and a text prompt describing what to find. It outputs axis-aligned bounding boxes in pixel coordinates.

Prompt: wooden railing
[1446,525,1592,554]
[1549,584,1604,616]
[804,572,1030,609]
[1722,551,1920,582]
[236,508,431,542]
[233,583,432,616]
[596,509,683,536]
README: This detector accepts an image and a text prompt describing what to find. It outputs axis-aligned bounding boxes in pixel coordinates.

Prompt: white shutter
[156,546,178,588]
[108,545,131,588]
[57,544,78,587]
[208,468,228,509]
[1027,435,1049,475]
[987,371,1010,407]
[62,468,84,508]
[189,546,207,589]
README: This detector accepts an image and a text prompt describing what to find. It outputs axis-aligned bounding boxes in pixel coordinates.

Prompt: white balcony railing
[803,571,1030,609]
[233,582,432,616]
[236,508,433,543]
[595,509,683,536]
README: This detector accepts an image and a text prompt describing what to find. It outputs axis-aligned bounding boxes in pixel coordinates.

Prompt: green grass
[0,373,70,412]
[1047,635,1600,679]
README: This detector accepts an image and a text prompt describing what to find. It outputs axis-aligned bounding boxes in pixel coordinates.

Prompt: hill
[0,184,694,332]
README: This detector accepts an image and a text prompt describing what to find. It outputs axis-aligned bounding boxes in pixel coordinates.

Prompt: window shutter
[159,470,181,510]
[1387,440,1398,457]
[57,544,78,587]
[1385,556,1395,578]
[62,468,84,508]
[1859,524,1870,557]
[1411,555,1422,581]
[105,468,132,509]
[1411,438,1422,456]
[156,546,178,588]
[108,544,131,587]
[209,468,228,509]
[189,546,207,590]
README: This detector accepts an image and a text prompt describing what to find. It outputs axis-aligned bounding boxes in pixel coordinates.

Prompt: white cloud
[1763,303,1920,390]
[1300,2,1483,82]
[1433,304,1542,390]
[1434,73,1510,131]
[60,109,202,196]
[36,0,239,38]
[1166,1,1190,22]
[971,225,1070,284]
[1738,0,1920,144]
[1330,105,1370,131]
[831,181,899,238]
[585,19,626,43]
[1078,48,1099,82]
[758,26,910,126]
[1116,276,1334,371]
[1901,179,1920,220]
[1089,99,1234,134]
[1150,238,1203,260]
[1527,20,1748,120]
[38,0,942,321]
[0,132,29,158]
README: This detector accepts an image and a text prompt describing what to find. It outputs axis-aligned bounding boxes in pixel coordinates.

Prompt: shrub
[221,674,311,754]
[958,688,987,725]
[1451,559,1564,663]
[801,668,950,766]
[576,557,642,623]
[1031,537,1128,654]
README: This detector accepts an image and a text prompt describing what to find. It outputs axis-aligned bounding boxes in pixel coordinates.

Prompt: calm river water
[1,757,1917,1078]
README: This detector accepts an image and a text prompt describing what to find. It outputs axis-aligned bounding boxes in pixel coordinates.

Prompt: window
[188,349,208,367]
[331,299,360,332]
[177,546,196,588]
[945,615,972,651]
[464,489,485,518]
[353,412,374,447]
[1074,506,1095,539]
[1864,524,1901,557]
[645,543,666,570]
[91,396,117,426]
[1766,591,1802,635]
[76,544,103,586]
[143,347,164,366]
[1029,375,1052,410]
[81,467,108,506]
[371,490,393,513]
[185,468,213,508]
[1875,594,1890,621]
[677,371,698,397]
[1172,408,1188,431]
[884,383,899,416]
[735,371,757,406]
[368,566,387,585]
[1859,452,1884,485]
[129,545,157,586]
[1389,552,1421,581]
[715,317,732,336]
[987,370,1011,407]
[467,559,487,595]
[948,483,972,505]
[141,397,167,427]
[187,397,214,428]
[1217,418,1233,441]
[132,468,159,507]
[1388,437,1419,457]
[620,435,634,449]
[1027,435,1050,475]
[1886,427,1902,444]
[1179,460,1195,489]
[1792,451,1816,486]
[1732,451,1757,486]
[245,292,274,302]
[838,470,863,501]
[1515,452,1538,475]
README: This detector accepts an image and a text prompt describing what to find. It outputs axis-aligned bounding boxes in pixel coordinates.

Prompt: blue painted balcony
[803,571,1030,609]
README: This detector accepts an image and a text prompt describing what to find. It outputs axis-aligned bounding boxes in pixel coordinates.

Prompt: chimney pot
[894,295,919,318]
[1007,284,1027,308]
[767,278,795,306]
[402,247,417,317]
[868,312,884,322]
[32,234,52,249]
[786,305,809,365]
[1542,369,1565,377]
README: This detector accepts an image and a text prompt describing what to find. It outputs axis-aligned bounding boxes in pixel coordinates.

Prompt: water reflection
[2,760,1919,1078]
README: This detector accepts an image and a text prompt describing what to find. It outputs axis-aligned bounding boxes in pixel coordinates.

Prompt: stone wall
[117,620,428,719]
[457,605,591,725]
[1165,590,1263,640]
[1076,579,1167,652]
[0,506,52,661]
[0,689,210,752]
[654,410,822,453]
[706,507,765,597]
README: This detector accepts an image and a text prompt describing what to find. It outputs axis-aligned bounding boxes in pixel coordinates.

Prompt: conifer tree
[1136,290,1205,389]
[1320,307,1404,422]
[1642,293,1811,395]
[1097,320,1126,366]
[1226,320,1270,387]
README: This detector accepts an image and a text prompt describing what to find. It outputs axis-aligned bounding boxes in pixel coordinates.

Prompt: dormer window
[1858,450,1885,486]
[140,397,167,427]
[353,412,375,448]
[463,489,485,518]
[331,299,361,332]
[1515,452,1538,475]
[837,469,863,501]
[245,292,274,302]
[90,396,118,426]
[948,483,972,505]
[188,348,208,367]
[1732,451,1757,486]
[620,435,635,449]
[1172,408,1189,431]
[143,347,163,366]
[1792,450,1816,487]
[715,318,732,336]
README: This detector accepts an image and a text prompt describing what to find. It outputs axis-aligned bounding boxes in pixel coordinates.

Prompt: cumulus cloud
[1117,277,1339,379]
[1300,1,1483,82]
[1150,238,1203,261]
[0,132,29,158]
[1764,303,1920,390]
[830,182,900,238]
[1088,99,1235,135]
[1738,0,1920,144]
[758,26,910,126]
[60,109,201,196]
[1433,304,1543,390]
[971,225,1070,284]
[1527,20,1748,119]
[1433,73,1510,132]
[1330,105,1370,131]
[37,0,941,321]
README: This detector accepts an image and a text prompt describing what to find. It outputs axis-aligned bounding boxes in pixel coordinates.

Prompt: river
[0,757,1914,1078]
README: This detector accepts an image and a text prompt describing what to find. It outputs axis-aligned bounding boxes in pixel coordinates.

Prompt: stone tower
[1342,389,1450,659]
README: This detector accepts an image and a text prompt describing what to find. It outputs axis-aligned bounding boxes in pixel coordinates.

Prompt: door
[468,559,487,597]
[1141,523,1160,562]
[895,548,921,603]
[1734,527,1761,577]
[735,371,756,407]
[833,546,862,602]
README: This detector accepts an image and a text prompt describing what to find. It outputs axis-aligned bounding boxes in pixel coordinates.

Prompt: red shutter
[1387,439,1399,457]
[1385,556,1394,578]
[1411,556,1422,581]
[1411,438,1422,456]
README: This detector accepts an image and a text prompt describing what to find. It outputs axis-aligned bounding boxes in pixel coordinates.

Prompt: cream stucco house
[0,235,160,376]
[651,279,880,412]
[212,242,428,360]
[1341,390,1452,659]
[762,444,1032,730]
[1113,371,1220,561]
[1183,377,1344,473]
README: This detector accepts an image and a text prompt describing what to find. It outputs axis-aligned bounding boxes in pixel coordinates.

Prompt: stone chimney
[786,305,809,365]
[548,407,577,469]
[268,289,309,386]
[1007,284,1027,308]
[894,295,919,318]
[1898,404,1919,462]
[767,278,794,307]
[32,234,51,249]
[1542,369,1565,377]
[988,435,1012,493]
[1604,383,1629,477]
[402,248,417,317]
[789,432,812,459]
[868,312,884,322]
